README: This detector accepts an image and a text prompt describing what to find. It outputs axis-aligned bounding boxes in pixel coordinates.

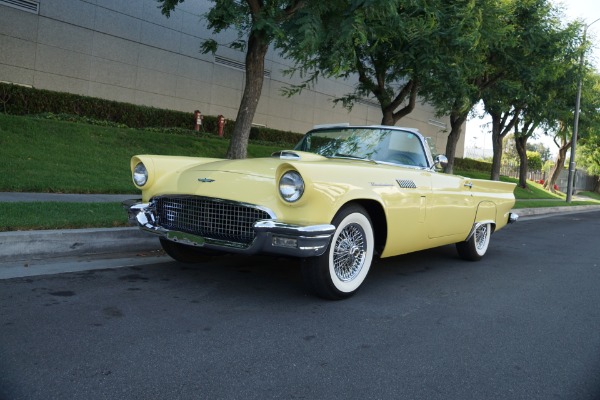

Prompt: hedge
[0,83,304,146]
[0,83,491,156]
[453,157,491,173]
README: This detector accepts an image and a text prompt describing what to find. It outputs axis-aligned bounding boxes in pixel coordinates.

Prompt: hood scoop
[271,151,327,162]
[272,150,301,160]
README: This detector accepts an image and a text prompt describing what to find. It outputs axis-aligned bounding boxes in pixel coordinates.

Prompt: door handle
[464,182,473,189]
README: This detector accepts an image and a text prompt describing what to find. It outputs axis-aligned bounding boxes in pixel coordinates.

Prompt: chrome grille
[154,196,273,244]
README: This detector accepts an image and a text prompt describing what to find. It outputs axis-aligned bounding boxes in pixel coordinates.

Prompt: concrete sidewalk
[1,192,599,263]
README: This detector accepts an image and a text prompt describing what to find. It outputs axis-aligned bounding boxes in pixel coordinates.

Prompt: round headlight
[133,162,148,186]
[279,171,304,202]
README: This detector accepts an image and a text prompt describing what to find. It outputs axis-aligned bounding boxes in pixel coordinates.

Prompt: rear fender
[465,201,497,242]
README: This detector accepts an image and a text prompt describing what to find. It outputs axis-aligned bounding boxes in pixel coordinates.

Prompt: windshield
[294,127,429,168]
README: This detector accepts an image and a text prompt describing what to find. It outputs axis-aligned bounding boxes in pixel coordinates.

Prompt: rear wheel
[456,222,491,261]
[302,205,374,300]
[159,238,220,263]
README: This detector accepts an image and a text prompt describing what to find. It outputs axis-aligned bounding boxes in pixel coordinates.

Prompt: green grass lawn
[579,191,600,201]
[0,202,127,231]
[1,113,598,231]
[0,113,281,193]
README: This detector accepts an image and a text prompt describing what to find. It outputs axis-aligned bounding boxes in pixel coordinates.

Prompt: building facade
[0,0,464,155]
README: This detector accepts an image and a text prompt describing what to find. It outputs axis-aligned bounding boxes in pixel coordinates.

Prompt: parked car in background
[125,124,517,299]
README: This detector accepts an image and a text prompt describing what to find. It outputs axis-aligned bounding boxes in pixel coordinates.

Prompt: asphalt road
[1,211,599,400]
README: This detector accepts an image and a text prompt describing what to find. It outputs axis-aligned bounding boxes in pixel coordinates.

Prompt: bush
[454,157,491,173]
[0,83,303,145]
[526,151,543,171]
[0,83,194,128]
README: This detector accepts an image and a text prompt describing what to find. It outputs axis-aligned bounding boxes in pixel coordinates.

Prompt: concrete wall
[0,0,464,156]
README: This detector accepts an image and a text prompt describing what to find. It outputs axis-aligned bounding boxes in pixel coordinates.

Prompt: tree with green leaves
[280,0,483,131]
[418,0,514,173]
[577,135,600,193]
[573,73,600,192]
[543,62,600,192]
[480,0,578,182]
[513,30,580,190]
[158,0,307,159]
[526,142,552,163]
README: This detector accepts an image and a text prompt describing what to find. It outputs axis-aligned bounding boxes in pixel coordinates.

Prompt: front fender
[281,162,386,224]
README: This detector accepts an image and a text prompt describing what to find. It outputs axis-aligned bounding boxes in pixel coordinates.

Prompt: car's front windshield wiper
[328,153,381,165]
[330,153,366,160]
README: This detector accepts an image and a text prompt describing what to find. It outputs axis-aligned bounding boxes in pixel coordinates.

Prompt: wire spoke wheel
[301,204,374,300]
[456,222,492,261]
[333,223,367,282]
[474,224,489,253]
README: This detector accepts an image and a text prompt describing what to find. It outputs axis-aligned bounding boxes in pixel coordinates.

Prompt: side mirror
[433,155,448,170]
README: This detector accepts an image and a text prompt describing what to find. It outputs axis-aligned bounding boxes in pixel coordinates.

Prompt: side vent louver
[0,0,39,13]
[397,179,417,189]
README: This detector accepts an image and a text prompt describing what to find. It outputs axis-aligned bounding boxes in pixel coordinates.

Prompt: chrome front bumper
[124,200,335,258]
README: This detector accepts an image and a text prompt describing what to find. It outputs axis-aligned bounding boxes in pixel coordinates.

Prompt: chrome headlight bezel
[279,170,305,203]
[133,162,148,186]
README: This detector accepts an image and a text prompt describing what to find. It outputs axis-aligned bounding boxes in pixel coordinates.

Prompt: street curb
[515,205,600,217]
[1,206,599,262]
[0,227,160,262]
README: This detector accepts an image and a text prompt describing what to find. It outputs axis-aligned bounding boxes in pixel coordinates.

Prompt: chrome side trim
[464,220,495,242]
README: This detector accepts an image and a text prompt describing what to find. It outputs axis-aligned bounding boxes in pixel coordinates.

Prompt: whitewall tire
[456,222,491,261]
[302,204,374,299]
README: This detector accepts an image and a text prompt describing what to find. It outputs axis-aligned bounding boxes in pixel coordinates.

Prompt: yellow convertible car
[125,124,517,299]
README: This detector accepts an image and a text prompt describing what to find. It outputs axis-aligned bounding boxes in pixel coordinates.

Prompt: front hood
[142,151,327,203]
[184,151,327,178]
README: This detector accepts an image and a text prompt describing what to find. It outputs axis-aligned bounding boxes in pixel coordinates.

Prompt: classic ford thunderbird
[125,125,517,299]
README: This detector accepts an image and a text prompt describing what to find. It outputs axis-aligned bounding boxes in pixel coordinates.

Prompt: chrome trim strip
[465,220,495,242]
[465,223,481,242]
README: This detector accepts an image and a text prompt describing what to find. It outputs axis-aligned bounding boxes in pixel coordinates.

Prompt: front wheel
[302,205,374,300]
[456,222,491,261]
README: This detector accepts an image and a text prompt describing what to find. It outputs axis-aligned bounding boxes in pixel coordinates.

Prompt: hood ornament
[198,178,215,183]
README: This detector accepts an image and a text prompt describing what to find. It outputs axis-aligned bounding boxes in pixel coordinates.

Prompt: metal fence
[501,165,596,193]
[500,166,545,183]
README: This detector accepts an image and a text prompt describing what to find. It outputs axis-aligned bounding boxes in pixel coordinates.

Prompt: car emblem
[198,178,215,183]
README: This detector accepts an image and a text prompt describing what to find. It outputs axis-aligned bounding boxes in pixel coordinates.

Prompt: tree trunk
[443,112,467,174]
[515,135,528,188]
[381,110,395,126]
[544,142,570,192]
[485,106,520,181]
[490,117,503,181]
[594,176,600,193]
[379,80,417,126]
[226,31,269,159]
